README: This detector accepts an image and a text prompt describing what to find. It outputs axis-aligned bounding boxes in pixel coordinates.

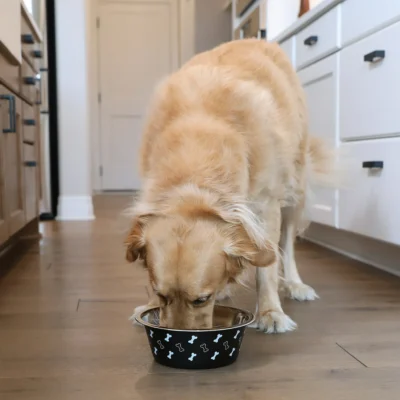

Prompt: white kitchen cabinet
[339,138,400,246]
[298,53,339,227]
[340,22,400,141]
[295,5,340,70]
[280,37,295,66]
[341,0,400,46]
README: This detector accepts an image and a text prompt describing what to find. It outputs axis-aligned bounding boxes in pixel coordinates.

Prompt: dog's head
[125,190,275,329]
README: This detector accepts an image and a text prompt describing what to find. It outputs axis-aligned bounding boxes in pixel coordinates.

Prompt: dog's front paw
[284,281,319,301]
[129,304,149,326]
[256,310,297,334]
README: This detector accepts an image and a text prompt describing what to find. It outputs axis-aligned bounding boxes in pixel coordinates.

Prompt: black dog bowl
[136,305,254,369]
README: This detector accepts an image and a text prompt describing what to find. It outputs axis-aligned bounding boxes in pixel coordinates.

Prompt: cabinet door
[298,53,339,227]
[0,85,25,236]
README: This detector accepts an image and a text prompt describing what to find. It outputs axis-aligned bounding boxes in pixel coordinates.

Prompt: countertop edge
[21,1,43,43]
[271,0,345,43]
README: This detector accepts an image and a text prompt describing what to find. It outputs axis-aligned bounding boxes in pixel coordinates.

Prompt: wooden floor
[1,195,400,399]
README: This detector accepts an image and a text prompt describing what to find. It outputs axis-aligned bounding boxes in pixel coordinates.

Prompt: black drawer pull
[362,161,384,169]
[364,50,385,63]
[304,35,318,46]
[0,94,16,133]
[32,50,43,58]
[24,119,36,126]
[21,34,34,44]
[24,161,37,167]
[24,76,37,85]
[23,140,35,146]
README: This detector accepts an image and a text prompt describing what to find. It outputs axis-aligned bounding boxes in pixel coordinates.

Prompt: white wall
[267,0,299,40]
[180,0,195,64]
[195,0,231,54]
[56,0,94,220]
[0,0,21,62]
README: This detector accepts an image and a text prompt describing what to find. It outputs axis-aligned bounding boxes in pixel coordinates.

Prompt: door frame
[90,0,190,192]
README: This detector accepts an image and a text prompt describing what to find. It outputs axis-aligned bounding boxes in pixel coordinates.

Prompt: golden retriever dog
[125,39,335,333]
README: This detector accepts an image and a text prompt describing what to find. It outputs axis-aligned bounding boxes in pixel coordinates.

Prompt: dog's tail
[306,135,347,190]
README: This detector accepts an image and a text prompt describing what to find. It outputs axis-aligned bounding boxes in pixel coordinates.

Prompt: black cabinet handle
[0,94,16,133]
[24,76,37,85]
[362,161,384,169]
[304,35,318,46]
[24,161,37,167]
[23,139,35,146]
[21,34,35,44]
[364,50,385,63]
[24,119,36,126]
[32,50,43,58]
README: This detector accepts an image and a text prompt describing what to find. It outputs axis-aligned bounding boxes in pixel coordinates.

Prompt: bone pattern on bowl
[144,325,245,369]
[137,306,254,369]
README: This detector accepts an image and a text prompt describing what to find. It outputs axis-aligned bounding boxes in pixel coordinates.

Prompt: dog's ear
[125,214,152,263]
[224,224,276,279]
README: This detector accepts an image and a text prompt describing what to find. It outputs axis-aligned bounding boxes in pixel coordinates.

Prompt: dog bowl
[136,305,255,369]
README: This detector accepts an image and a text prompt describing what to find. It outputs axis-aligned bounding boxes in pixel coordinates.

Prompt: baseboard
[57,195,95,221]
[304,223,400,278]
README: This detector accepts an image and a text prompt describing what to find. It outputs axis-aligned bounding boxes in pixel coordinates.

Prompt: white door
[298,53,339,228]
[98,0,178,190]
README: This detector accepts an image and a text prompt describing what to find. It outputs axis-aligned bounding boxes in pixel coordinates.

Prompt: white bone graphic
[213,334,223,343]
[165,333,172,342]
[154,347,158,355]
[229,348,236,357]
[234,330,240,339]
[223,341,229,350]
[149,330,154,338]
[157,340,165,349]
[200,344,209,353]
[188,335,198,344]
[167,351,174,359]
[175,343,184,352]
[211,351,219,360]
[188,353,197,361]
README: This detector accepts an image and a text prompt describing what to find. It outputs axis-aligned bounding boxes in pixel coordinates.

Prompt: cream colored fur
[125,39,336,333]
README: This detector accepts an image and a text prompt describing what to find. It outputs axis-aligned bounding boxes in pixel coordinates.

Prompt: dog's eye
[192,295,211,306]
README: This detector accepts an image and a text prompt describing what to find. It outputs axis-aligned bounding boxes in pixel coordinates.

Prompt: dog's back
[139,39,332,205]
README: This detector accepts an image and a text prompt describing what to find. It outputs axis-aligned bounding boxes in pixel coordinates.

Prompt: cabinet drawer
[236,0,255,17]
[0,52,20,94]
[339,138,400,246]
[341,0,400,46]
[21,61,39,105]
[239,6,260,39]
[21,12,42,73]
[280,37,295,66]
[22,102,37,142]
[23,143,36,162]
[340,22,400,141]
[295,5,340,69]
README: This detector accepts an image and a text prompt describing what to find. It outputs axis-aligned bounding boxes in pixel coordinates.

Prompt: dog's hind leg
[279,205,319,301]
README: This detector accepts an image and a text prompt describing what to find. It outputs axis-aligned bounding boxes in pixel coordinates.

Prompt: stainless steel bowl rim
[135,305,255,332]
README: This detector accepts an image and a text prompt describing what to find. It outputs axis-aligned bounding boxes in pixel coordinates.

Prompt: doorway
[97,0,179,191]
